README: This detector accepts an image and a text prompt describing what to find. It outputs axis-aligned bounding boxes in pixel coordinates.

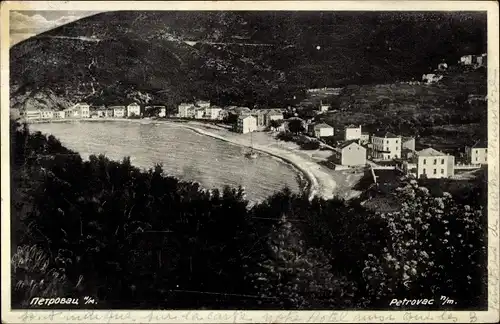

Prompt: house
[40,110,54,119]
[195,107,205,119]
[251,109,268,128]
[96,108,107,118]
[159,107,166,118]
[475,53,487,67]
[465,140,488,165]
[360,133,370,144]
[264,109,284,126]
[178,103,195,118]
[332,140,367,166]
[318,101,329,114]
[195,100,210,109]
[402,136,416,151]
[105,109,114,118]
[205,106,223,120]
[110,106,126,118]
[422,74,443,84]
[127,103,141,117]
[52,111,65,119]
[72,103,90,118]
[23,109,41,120]
[310,123,334,138]
[236,115,257,134]
[345,124,362,141]
[460,55,473,65]
[371,132,402,160]
[413,147,455,179]
[90,112,99,119]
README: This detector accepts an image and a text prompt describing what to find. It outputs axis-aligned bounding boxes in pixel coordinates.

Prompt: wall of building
[345,128,361,140]
[341,144,366,166]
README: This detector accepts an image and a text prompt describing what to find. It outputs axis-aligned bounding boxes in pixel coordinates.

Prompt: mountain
[10,11,487,110]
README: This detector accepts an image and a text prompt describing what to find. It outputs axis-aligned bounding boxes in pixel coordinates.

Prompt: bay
[30,121,301,203]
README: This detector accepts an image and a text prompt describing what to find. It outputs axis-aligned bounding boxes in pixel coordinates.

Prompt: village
[19,52,488,183]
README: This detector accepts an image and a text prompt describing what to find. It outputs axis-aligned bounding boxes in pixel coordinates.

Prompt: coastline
[21,117,336,201]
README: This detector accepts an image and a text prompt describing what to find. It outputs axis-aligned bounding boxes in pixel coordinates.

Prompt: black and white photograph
[1,1,499,323]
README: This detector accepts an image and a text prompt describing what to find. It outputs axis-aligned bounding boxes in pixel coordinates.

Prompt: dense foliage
[10,121,487,309]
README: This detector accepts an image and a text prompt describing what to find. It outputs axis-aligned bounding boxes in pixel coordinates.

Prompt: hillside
[10,11,486,110]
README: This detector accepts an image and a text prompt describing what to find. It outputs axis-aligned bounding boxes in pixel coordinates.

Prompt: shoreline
[22,117,335,201]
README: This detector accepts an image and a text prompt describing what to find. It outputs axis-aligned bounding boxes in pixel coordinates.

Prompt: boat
[245,132,258,159]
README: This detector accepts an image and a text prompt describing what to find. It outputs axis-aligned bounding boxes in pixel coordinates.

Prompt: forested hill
[10,11,486,110]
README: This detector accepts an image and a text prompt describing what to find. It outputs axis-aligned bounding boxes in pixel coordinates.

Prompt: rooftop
[338,139,362,149]
[416,147,447,157]
[314,122,333,129]
[373,131,399,138]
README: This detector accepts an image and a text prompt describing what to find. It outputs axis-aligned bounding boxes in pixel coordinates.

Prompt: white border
[1,1,499,323]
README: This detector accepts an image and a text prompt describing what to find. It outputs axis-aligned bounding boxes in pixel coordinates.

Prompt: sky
[10,10,103,46]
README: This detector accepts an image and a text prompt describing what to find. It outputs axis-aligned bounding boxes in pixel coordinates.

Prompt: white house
[195,107,205,119]
[422,74,443,84]
[39,110,54,119]
[23,109,41,120]
[371,132,401,160]
[53,111,66,119]
[402,136,416,151]
[178,103,195,118]
[415,147,455,179]
[465,140,488,165]
[311,123,334,138]
[460,55,473,65]
[111,106,126,118]
[236,115,257,134]
[205,106,223,120]
[264,109,284,126]
[345,124,362,141]
[71,102,90,118]
[318,102,329,114]
[332,140,367,166]
[159,107,166,118]
[127,103,141,117]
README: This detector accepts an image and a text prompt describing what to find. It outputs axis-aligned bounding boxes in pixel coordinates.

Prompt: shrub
[11,245,71,307]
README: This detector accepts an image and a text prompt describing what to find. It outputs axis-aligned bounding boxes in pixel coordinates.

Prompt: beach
[26,118,342,201]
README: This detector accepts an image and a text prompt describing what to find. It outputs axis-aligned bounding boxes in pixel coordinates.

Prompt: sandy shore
[25,117,338,200]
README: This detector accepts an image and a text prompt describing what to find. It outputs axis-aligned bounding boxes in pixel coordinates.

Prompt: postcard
[1,1,499,323]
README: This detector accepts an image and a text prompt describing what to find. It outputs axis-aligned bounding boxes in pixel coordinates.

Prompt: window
[441,169,444,174]
[433,159,437,165]
[386,140,389,144]
[423,168,426,174]
[433,169,437,175]
[441,159,445,164]
[396,146,399,150]
[476,157,478,161]
[385,147,389,151]
[423,159,426,165]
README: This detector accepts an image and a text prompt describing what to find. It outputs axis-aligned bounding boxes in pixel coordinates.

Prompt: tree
[362,179,487,308]
[248,216,357,309]
[269,119,284,131]
[287,119,305,134]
